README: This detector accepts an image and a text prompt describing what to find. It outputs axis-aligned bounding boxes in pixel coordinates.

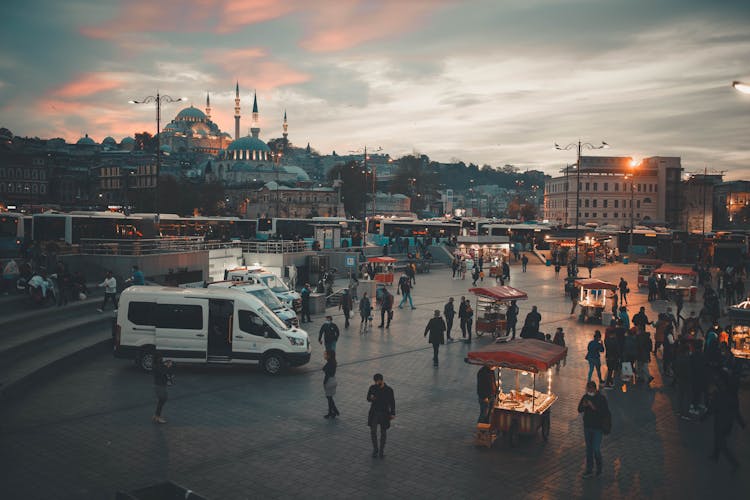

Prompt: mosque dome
[228,136,270,153]
[76,134,96,145]
[175,106,207,121]
[120,137,135,144]
[102,136,116,147]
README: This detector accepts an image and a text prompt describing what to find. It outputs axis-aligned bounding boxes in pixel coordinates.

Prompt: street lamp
[555,140,609,272]
[628,159,639,250]
[349,146,382,222]
[273,149,283,217]
[732,81,750,94]
[129,92,185,224]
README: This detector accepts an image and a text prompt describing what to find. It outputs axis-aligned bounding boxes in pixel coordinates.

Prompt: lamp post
[555,140,608,272]
[349,146,382,222]
[628,159,640,250]
[129,92,185,224]
[273,149,283,217]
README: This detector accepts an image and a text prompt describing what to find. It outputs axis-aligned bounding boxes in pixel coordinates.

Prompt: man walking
[506,300,519,339]
[444,297,456,341]
[521,254,529,272]
[578,381,610,478]
[300,283,312,323]
[367,374,396,458]
[458,296,468,339]
[359,292,372,334]
[398,274,415,310]
[97,270,118,312]
[618,277,629,305]
[477,365,496,423]
[379,288,394,328]
[424,310,446,366]
[318,315,340,352]
[339,288,353,328]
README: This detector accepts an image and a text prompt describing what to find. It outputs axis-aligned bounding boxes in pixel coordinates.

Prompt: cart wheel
[508,420,520,448]
[476,330,484,338]
[541,413,550,441]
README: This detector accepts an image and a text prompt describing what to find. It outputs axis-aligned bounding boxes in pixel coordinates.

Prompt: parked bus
[0,212,28,256]
[135,214,257,240]
[256,217,360,241]
[32,211,143,245]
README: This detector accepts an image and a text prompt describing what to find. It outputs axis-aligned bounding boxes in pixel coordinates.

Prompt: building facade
[714,181,750,230]
[544,156,682,228]
[679,174,723,233]
[239,184,344,219]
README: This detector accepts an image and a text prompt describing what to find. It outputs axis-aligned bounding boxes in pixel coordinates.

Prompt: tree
[391,155,439,211]
[134,131,157,153]
[327,160,368,218]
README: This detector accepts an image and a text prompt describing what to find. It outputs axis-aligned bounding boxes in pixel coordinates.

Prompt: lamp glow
[732,81,750,94]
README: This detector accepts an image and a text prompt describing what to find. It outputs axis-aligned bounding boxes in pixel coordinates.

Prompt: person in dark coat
[477,365,497,423]
[424,310,447,366]
[152,353,173,424]
[521,254,529,272]
[603,329,620,388]
[318,316,340,351]
[458,296,468,339]
[300,283,312,323]
[506,300,519,339]
[443,297,456,341]
[359,292,372,333]
[378,288,394,328]
[703,369,744,470]
[339,288,353,328]
[578,381,609,478]
[523,306,542,337]
[464,303,474,342]
[367,373,396,458]
[322,350,339,419]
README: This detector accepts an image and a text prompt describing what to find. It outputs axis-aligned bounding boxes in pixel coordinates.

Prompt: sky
[1,0,750,179]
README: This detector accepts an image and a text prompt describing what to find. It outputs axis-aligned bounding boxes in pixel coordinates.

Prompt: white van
[206,281,298,327]
[224,267,302,312]
[113,286,310,375]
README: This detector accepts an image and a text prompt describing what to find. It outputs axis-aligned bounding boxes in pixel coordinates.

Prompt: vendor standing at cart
[506,300,519,339]
[476,365,497,423]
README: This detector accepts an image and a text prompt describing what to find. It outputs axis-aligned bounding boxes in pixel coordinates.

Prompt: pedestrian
[459,296,468,339]
[554,263,561,277]
[398,274,415,310]
[586,258,594,278]
[506,300,519,339]
[56,261,72,306]
[603,329,620,388]
[578,381,610,478]
[569,282,579,315]
[673,344,693,419]
[522,306,542,338]
[663,322,676,377]
[464,303,474,342]
[477,365,496,423]
[318,315,340,351]
[618,277,629,305]
[636,329,654,385]
[444,297,456,341]
[622,328,637,383]
[323,350,339,419]
[367,373,396,458]
[424,310,446,366]
[460,259,467,280]
[586,331,605,384]
[632,306,651,335]
[359,292,372,334]
[675,292,684,326]
[130,265,145,286]
[654,313,668,355]
[97,270,118,312]
[618,306,630,330]
[648,274,657,302]
[152,352,173,424]
[658,275,668,301]
[378,288,394,328]
[349,273,359,301]
[502,261,510,282]
[339,288,353,328]
[300,282,312,323]
[704,369,744,471]
[472,266,480,286]
[609,289,618,318]
[521,254,529,272]
[552,327,566,347]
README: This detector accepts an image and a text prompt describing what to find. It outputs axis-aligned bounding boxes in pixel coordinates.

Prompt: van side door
[155,299,208,362]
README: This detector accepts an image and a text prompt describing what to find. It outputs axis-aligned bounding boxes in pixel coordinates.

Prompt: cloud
[53,72,121,98]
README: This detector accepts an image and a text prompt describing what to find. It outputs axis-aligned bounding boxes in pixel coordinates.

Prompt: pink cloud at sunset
[53,73,122,98]
[208,48,310,90]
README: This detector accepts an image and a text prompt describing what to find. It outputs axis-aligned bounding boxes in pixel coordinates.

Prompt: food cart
[466,339,567,447]
[653,264,698,301]
[469,286,528,341]
[367,256,397,285]
[636,258,663,288]
[574,278,617,324]
[728,300,750,362]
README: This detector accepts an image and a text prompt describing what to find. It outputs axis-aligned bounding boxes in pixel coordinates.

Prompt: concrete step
[0,291,106,329]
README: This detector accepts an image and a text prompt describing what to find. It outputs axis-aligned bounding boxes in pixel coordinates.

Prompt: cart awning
[465,339,568,373]
[654,264,696,276]
[468,286,528,301]
[367,256,397,263]
[729,300,750,325]
[573,278,617,290]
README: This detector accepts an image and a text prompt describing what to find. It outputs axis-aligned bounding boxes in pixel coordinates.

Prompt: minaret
[234,81,241,140]
[250,90,260,138]
[205,92,211,121]
[282,109,288,153]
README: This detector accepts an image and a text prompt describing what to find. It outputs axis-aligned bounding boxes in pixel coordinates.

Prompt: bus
[135,214,257,240]
[256,217,360,241]
[370,217,461,241]
[0,213,28,256]
[32,212,143,245]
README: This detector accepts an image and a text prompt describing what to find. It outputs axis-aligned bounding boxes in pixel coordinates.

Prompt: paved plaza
[0,258,748,499]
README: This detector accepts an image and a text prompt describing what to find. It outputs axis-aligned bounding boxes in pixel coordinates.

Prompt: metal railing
[73,238,312,256]
[240,240,310,254]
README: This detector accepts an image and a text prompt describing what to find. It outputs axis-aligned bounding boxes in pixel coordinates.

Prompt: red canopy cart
[466,339,567,447]
[469,286,528,341]
[653,264,697,301]
[573,278,617,324]
[367,256,397,285]
[636,258,663,288]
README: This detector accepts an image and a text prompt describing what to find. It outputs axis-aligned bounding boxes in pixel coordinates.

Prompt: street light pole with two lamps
[128,92,185,226]
[555,140,609,272]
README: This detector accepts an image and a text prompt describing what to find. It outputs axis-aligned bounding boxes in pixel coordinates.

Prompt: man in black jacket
[378,289,394,328]
[424,310,446,366]
[318,316,340,352]
[367,373,396,458]
[578,381,610,478]
[443,297,455,341]
[458,296,468,339]
[476,365,496,423]
[506,300,519,339]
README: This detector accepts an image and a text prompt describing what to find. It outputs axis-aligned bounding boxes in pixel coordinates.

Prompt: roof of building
[120,137,135,144]
[76,134,96,145]
[175,106,207,121]
[228,135,270,152]
[102,136,116,145]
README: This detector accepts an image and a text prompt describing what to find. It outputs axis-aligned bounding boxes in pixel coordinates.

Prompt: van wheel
[262,352,286,375]
[136,349,155,372]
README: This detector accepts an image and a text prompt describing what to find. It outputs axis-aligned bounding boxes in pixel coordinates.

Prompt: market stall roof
[573,278,617,290]
[636,258,664,266]
[729,300,750,325]
[367,256,398,263]
[468,286,528,301]
[654,264,696,276]
[465,339,568,373]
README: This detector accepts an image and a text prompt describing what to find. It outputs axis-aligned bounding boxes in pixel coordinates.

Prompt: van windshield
[260,275,290,293]
[245,287,283,309]
[257,303,289,331]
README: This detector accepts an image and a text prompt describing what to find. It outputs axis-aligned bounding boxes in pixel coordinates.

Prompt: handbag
[620,361,633,380]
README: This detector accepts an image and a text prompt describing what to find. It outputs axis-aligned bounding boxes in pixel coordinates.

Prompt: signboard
[345,256,356,268]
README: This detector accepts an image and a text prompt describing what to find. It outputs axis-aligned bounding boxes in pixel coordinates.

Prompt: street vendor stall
[465,339,567,447]
[367,256,397,285]
[636,258,663,288]
[574,278,617,324]
[728,300,750,361]
[469,286,528,341]
[654,264,698,301]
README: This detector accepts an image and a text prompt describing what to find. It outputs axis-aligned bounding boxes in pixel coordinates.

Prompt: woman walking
[586,331,605,384]
[323,350,339,418]
[359,292,372,334]
[152,352,173,424]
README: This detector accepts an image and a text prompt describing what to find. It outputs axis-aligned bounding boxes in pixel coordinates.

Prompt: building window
[593,199,597,208]
[614,200,619,208]
[603,213,607,218]
[604,182,608,191]
[585,182,590,191]
[593,182,598,191]
[614,182,619,192]
[603,200,608,208]
[614,212,618,218]
[643,197,651,203]
[584,199,589,208]
[593,213,597,218]
[637,200,641,208]
[584,212,589,217]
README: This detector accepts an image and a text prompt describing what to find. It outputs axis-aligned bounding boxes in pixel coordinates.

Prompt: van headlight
[288,336,305,346]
